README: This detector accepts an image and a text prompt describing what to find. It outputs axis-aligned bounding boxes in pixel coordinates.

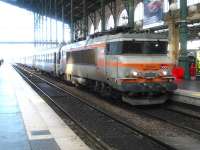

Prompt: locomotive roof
[61,33,168,51]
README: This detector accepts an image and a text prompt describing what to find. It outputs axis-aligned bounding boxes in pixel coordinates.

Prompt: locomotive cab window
[107,41,167,55]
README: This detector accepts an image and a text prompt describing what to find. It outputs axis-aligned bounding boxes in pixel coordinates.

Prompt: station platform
[172,79,200,106]
[176,79,200,92]
[0,64,90,150]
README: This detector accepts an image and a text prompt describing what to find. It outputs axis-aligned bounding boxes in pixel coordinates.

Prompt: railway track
[14,65,171,150]
[14,64,200,150]
[136,104,200,135]
[167,101,200,120]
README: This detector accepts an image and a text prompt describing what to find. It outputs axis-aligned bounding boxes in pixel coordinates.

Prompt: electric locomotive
[58,33,177,105]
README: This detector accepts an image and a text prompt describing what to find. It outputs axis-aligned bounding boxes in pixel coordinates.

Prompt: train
[18,32,177,105]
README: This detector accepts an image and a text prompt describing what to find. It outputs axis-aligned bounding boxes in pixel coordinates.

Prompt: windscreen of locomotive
[121,41,168,54]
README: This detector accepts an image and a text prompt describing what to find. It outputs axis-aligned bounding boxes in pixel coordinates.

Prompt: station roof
[3,0,200,40]
[2,0,114,23]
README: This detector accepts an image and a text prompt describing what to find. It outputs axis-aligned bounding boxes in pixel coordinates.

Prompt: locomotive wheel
[111,90,122,101]
[72,80,78,87]
[94,81,101,93]
[62,74,67,81]
[99,82,112,98]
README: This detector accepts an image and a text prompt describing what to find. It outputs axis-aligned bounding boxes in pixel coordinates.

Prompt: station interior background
[0,0,200,62]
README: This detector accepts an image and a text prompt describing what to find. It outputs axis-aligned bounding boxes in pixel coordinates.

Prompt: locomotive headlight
[162,70,168,76]
[126,70,141,78]
[162,70,171,76]
[132,71,138,76]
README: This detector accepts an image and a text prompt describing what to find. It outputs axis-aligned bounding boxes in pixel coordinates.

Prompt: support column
[101,0,106,32]
[50,0,52,47]
[168,18,179,64]
[41,1,44,46]
[74,21,78,40]
[38,14,41,46]
[45,0,48,47]
[70,0,74,42]
[61,0,65,44]
[127,0,134,29]
[113,1,117,28]
[83,0,88,39]
[55,0,58,45]
[36,13,39,47]
[34,12,36,47]
[41,15,44,47]
[179,0,189,79]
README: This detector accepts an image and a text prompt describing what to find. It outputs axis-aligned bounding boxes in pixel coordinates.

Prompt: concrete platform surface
[0,64,90,150]
[176,79,200,92]
[171,80,200,106]
[175,79,200,98]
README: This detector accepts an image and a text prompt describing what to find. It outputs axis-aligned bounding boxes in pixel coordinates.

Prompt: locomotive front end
[117,61,177,105]
[106,36,177,105]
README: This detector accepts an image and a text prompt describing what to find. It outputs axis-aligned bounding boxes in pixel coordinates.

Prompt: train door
[60,50,67,76]
[55,50,61,76]
[54,52,57,74]
[96,47,106,80]
[105,42,118,81]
